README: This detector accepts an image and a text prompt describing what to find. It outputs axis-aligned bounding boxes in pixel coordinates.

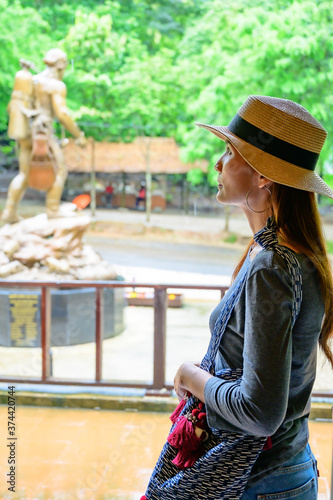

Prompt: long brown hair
[232,184,333,368]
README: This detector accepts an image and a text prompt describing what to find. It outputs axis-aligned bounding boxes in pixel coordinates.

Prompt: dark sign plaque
[9,293,40,347]
[0,288,123,348]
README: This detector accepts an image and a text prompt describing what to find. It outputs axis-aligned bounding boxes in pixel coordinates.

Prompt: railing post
[41,287,51,381]
[95,288,104,382]
[153,287,167,390]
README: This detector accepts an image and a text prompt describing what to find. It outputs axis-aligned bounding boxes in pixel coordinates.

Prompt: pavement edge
[0,391,331,420]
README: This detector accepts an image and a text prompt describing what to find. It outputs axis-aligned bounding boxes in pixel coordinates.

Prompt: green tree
[2,0,333,202]
[176,0,333,191]
[60,5,185,140]
[0,0,51,130]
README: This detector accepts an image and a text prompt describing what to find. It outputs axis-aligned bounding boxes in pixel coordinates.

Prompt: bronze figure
[2,49,86,223]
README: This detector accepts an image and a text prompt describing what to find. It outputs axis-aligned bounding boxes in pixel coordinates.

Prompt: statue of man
[2,49,86,223]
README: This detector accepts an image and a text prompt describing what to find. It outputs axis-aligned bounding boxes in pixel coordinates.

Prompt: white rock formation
[0,213,118,281]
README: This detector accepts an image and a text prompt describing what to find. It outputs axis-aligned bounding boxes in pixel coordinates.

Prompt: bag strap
[200,259,251,372]
[254,217,302,328]
[200,217,302,374]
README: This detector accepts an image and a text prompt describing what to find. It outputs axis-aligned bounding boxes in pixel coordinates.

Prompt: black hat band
[228,114,319,171]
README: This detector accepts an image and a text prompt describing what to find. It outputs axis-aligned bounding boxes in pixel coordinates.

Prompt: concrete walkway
[84,205,333,240]
[3,199,333,240]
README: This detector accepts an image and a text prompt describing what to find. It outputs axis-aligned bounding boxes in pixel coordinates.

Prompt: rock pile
[0,214,118,281]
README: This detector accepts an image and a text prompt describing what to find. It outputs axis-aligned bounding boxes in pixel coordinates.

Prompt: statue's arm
[51,84,83,139]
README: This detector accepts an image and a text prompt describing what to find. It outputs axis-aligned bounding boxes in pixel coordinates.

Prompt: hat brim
[195,122,333,200]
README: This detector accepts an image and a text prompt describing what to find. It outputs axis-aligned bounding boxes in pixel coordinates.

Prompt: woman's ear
[258,176,273,190]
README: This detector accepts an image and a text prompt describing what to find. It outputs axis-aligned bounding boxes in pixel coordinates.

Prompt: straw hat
[195,95,333,199]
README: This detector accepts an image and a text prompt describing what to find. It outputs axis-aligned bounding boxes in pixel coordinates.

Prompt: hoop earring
[245,186,272,213]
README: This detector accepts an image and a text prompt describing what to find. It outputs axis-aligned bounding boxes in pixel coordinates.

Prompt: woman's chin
[216,192,226,204]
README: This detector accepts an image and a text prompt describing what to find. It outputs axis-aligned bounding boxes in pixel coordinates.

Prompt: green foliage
[321,174,333,205]
[0,0,50,130]
[326,240,333,254]
[324,174,333,189]
[1,143,15,155]
[224,233,237,244]
[2,0,333,197]
[186,168,204,186]
[0,138,16,169]
[175,0,333,185]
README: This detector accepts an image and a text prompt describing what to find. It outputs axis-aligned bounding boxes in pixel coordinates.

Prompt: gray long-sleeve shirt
[204,248,324,484]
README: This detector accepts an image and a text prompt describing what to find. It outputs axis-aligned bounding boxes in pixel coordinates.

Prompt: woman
[179,96,333,497]
[143,96,333,500]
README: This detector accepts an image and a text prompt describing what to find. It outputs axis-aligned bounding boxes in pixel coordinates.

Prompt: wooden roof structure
[63,137,207,174]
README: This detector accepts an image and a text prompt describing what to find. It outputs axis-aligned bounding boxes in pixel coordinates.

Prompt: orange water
[0,406,331,499]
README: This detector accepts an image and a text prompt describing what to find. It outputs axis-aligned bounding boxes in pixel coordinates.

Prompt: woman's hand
[174,362,191,400]
[174,362,213,402]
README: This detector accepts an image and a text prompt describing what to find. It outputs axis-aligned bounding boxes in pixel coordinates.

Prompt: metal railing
[0,280,227,395]
[0,279,332,399]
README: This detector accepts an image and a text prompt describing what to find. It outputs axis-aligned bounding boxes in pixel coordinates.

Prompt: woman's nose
[214,157,223,172]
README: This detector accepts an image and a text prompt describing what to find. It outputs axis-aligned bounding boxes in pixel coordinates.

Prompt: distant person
[142,96,333,499]
[136,183,146,208]
[105,183,114,208]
